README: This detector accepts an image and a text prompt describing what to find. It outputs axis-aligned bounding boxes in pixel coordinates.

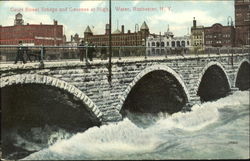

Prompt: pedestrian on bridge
[78,41,86,62]
[14,41,26,64]
[87,42,96,61]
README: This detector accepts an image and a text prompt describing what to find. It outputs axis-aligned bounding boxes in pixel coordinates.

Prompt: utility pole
[160,32,161,55]
[108,0,112,85]
[135,24,139,46]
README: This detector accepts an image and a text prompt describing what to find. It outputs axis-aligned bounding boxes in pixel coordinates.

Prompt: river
[6,90,250,160]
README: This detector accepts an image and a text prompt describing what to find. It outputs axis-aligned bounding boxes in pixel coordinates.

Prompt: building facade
[235,0,250,47]
[204,23,235,47]
[0,13,64,46]
[146,27,191,55]
[83,21,150,46]
[191,17,236,48]
[191,18,205,49]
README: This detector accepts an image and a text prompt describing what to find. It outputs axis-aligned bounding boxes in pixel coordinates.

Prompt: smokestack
[128,30,130,34]
[193,17,196,28]
[105,24,110,35]
[121,25,124,33]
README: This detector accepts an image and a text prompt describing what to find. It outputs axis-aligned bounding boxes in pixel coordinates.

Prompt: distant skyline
[0,0,234,41]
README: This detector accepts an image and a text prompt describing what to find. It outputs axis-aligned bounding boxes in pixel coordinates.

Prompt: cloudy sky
[0,0,234,40]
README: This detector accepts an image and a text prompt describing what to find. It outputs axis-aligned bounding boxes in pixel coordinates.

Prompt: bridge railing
[0,45,249,63]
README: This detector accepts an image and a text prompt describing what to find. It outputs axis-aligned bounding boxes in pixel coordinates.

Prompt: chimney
[105,24,110,35]
[27,23,29,25]
[121,25,124,33]
[128,30,130,34]
[193,17,196,28]
[54,20,58,25]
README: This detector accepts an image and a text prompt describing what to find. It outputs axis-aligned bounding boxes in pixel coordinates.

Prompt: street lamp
[108,0,112,85]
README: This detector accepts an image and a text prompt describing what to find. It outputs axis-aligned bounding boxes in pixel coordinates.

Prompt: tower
[14,13,24,25]
[84,25,93,38]
[193,17,196,28]
[105,24,111,35]
[140,21,149,33]
[140,21,150,39]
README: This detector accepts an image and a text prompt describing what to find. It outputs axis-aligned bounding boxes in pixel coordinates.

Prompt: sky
[0,0,235,41]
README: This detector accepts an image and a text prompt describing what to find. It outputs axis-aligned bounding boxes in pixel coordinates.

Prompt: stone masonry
[0,53,249,123]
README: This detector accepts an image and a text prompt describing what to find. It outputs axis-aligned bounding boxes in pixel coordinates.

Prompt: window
[171,41,175,47]
[152,42,155,46]
[152,48,155,54]
[161,42,164,47]
[156,42,160,47]
[156,49,160,55]
[246,13,250,21]
[181,41,185,47]
[148,42,150,47]
[167,42,169,46]
[187,41,190,46]
[177,41,180,47]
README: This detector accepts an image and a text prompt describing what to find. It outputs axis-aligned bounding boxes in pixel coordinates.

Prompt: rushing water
[8,91,250,160]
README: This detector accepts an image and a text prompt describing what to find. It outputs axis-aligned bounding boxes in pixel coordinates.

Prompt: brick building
[0,13,64,46]
[83,21,150,46]
[204,23,235,47]
[191,17,236,48]
[191,17,205,49]
[235,0,250,47]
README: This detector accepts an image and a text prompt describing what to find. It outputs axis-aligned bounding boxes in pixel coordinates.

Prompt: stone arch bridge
[1,53,249,124]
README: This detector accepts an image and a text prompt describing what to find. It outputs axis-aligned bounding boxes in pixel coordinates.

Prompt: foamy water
[21,91,249,160]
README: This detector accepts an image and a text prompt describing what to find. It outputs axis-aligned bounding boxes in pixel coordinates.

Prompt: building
[235,0,250,47]
[204,23,235,47]
[191,17,205,49]
[191,17,236,48]
[0,13,64,46]
[83,21,150,46]
[146,26,191,55]
[64,33,82,47]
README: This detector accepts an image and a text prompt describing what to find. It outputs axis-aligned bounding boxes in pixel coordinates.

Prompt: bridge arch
[118,65,190,114]
[196,62,231,101]
[0,74,103,120]
[234,59,250,90]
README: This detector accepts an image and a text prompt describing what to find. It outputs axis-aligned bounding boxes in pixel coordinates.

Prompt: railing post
[165,47,168,58]
[39,46,44,68]
[217,47,220,55]
[85,45,89,65]
[231,47,234,67]
[119,47,121,60]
